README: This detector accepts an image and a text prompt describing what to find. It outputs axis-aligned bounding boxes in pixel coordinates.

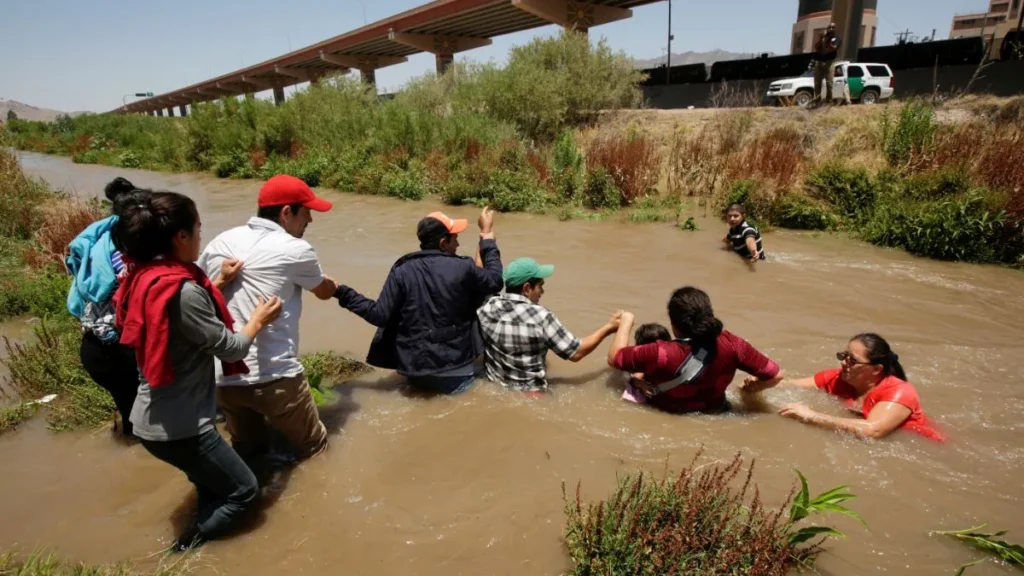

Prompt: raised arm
[779,401,912,440]
[335,272,404,328]
[606,312,636,367]
[470,207,503,293]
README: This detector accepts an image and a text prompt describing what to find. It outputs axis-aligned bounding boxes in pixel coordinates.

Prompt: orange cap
[427,211,468,234]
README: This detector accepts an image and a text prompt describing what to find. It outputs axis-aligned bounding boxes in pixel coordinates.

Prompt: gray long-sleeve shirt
[129,281,253,442]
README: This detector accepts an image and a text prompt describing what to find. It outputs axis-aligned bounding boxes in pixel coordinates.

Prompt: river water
[2,152,1023,575]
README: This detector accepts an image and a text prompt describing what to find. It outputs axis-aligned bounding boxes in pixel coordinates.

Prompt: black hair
[257,203,304,223]
[505,278,544,295]
[417,217,453,250]
[726,203,745,216]
[851,333,908,381]
[112,189,198,263]
[667,286,724,344]
[635,323,671,345]
[104,177,135,203]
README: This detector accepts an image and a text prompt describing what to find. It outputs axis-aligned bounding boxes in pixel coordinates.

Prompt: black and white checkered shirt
[477,294,582,390]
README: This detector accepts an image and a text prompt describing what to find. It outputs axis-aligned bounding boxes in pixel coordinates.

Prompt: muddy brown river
[2,152,1023,575]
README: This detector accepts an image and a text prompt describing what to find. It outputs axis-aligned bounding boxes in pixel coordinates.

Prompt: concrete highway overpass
[118,0,665,116]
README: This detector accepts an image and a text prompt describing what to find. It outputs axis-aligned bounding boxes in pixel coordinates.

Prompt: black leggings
[80,331,139,436]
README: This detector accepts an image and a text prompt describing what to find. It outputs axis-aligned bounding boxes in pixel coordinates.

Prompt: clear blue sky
[0,0,992,112]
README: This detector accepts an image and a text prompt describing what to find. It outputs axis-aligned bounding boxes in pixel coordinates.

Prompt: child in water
[622,323,672,404]
[723,204,765,263]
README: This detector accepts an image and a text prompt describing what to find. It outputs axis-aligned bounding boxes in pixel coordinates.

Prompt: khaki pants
[217,374,327,461]
[813,60,835,104]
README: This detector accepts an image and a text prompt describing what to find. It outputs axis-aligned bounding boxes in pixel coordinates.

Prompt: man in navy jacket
[334,207,503,394]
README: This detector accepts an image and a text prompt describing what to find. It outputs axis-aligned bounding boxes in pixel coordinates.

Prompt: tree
[5,110,16,122]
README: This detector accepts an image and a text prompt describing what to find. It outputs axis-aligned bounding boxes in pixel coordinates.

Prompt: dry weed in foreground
[563,450,862,576]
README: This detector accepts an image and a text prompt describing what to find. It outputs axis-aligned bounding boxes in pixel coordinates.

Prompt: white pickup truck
[765,61,896,108]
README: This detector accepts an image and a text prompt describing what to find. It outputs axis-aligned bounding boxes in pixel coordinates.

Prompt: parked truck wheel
[860,88,880,105]
[794,90,814,108]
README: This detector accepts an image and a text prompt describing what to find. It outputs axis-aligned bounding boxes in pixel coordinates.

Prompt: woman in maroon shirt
[607,287,783,414]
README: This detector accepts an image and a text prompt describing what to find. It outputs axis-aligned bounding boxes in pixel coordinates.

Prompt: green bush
[772,194,840,230]
[213,150,249,178]
[900,166,972,200]
[584,168,621,210]
[2,319,114,432]
[551,130,585,202]
[882,100,936,168]
[116,150,142,169]
[805,163,875,221]
[862,191,1022,262]
[299,351,371,407]
[482,168,546,212]
[563,452,861,576]
[382,166,428,201]
[0,271,73,321]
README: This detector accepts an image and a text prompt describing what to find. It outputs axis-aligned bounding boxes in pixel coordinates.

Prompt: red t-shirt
[612,330,780,414]
[814,369,946,442]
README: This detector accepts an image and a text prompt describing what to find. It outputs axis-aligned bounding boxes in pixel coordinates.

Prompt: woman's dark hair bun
[112,189,152,220]
[111,190,197,263]
[104,177,136,202]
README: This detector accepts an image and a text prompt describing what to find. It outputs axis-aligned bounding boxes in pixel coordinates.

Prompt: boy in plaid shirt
[477,257,621,391]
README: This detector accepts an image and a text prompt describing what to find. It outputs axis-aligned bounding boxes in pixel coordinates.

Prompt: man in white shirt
[199,174,338,462]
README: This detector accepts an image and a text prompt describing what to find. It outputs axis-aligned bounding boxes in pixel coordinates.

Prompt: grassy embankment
[0,134,366,434]
[7,32,1024,265]
[0,550,194,576]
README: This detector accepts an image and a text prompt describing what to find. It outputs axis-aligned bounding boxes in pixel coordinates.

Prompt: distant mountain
[0,99,84,123]
[633,50,761,69]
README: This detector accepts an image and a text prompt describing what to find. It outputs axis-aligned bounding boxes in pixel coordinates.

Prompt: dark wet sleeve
[471,239,503,295]
[335,272,405,328]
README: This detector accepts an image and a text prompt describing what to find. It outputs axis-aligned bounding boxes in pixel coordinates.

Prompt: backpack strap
[653,339,713,396]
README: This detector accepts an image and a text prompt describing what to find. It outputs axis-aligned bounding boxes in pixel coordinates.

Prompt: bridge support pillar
[179,104,188,117]
[166,107,175,117]
[273,86,286,106]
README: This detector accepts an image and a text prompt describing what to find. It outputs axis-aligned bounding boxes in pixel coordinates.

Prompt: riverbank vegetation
[0,133,107,433]
[0,550,193,575]
[563,451,863,575]
[0,136,369,433]
[6,34,1023,264]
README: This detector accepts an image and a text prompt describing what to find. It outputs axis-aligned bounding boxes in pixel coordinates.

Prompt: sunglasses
[836,351,874,366]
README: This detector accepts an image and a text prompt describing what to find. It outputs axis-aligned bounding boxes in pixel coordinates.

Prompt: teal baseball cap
[503,257,555,287]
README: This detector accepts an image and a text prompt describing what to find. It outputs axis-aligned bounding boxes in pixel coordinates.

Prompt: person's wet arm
[735,336,782,388]
[335,272,404,328]
[293,246,337,300]
[176,283,254,363]
[568,314,620,362]
[779,401,912,440]
[606,312,636,367]
[744,236,760,261]
[470,235,503,294]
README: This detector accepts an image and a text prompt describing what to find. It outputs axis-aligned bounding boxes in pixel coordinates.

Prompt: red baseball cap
[258,174,333,212]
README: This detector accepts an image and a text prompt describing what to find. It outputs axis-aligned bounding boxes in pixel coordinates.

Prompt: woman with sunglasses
[742,333,945,441]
